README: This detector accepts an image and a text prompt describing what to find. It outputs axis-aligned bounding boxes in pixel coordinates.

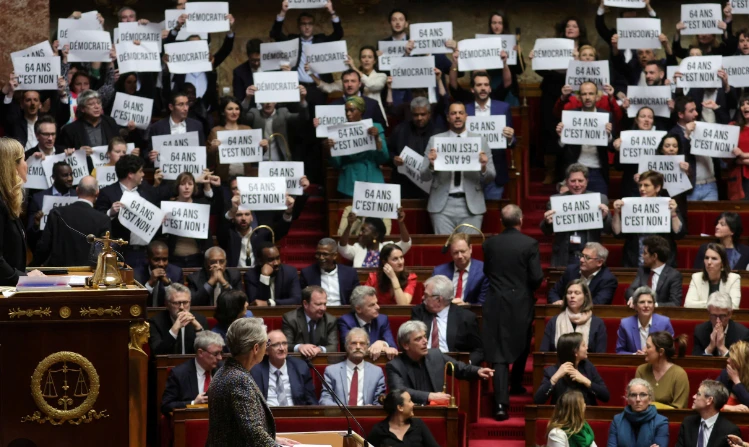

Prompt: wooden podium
[0,284,148,447]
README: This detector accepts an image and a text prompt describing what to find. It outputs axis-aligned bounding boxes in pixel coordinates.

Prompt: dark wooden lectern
[0,286,148,447]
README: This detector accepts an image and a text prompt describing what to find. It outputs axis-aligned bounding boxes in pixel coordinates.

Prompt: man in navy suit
[26,161,77,250]
[432,233,489,305]
[134,240,184,308]
[328,70,386,128]
[300,238,359,306]
[144,91,206,164]
[548,242,619,305]
[338,286,398,359]
[232,39,262,105]
[675,380,740,447]
[161,331,224,414]
[250,330,317,406]
[320,328,386,405]
[245,242,301,306]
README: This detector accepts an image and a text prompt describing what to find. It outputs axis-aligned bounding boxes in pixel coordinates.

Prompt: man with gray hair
[386,320,493,405]
[693,292,749,356]
[161,331,224,414]
[676,379,739,447]
[59,88,136,155]
[188,246,242,306]
[300,237,359,306]
[410,275,483,364]
[320,328,386,406]
[149,283,208,355]
[338,285,398,360]
[35,175,111,267]
[547,242,618,305]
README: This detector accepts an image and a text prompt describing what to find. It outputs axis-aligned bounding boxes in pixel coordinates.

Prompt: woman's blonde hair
[578,45,598,60]
[0,138,25,218]
[729,341,749,389]
[546,390,586,437]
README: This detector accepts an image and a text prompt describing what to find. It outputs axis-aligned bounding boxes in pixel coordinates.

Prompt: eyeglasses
[709,313,730,320]
[203,350,223,358]
[627,393,649,400]
[422,294,442,301]
[577,253,599,262]
[170,300,190,308]
[269,341,288,349]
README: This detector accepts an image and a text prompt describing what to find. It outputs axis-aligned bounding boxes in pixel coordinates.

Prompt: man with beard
[26,161,77,250]
[328,70,386,128]
[245,242,302,306]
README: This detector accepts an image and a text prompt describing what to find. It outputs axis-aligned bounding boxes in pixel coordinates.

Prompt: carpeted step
[469,416,526,440]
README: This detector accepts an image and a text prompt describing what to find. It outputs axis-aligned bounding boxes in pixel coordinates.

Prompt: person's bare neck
[392,31,406,40]
[171,113,184,124]
[699,408,718,421]
[269,356,285,369]
[721,236,734,249]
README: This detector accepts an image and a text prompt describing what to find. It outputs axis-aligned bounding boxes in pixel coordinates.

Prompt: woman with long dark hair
[368,390,440,447]
[212,290,253,346]
[207,96,263,180]
[694,212,749,270]
[685,243,741,308]
[363,244,418,305]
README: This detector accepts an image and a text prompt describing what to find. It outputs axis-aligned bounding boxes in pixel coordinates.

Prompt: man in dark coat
[187,247,242,306]
[134,240,184,308]
[693,292,749,356]
[547,243,618,305]
[148,283,208,355]
[675,379,740,447]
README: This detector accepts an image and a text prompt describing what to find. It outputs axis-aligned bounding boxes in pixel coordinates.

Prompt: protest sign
[57,17,100,45]
[378,54,402,71]
[732,0,749,13]
[625,85,672,118]
[378,41,406,71]
[24,156,49,190]
[315,105,347,138]
[258,161,305,196]
[621,197,671,233]
[96,165,118,187]
[253,71,300,103]
[165,40,211,74]
[565,61,610,90]
[91,143,135,168]
[162,201,210,239]
[217,129,264,164]
[159,147,207,180]
[466,115,507,149]
[40,196,78,230]
[328,119,377,157]
[11,57,60,91]
[532,38,575,70]
[396,147,432,194]
[352,182,401,219]
[67,30,112,63]
[677,56,722,88]
[236,177,287,211]
[305,41,348,74]
[288,0,327,8]
[80,11,103,30]
[476,34,518,65]
[433,137,482,171]
[638,155,693,196]
[616,18,662,49]
[618,130,668,164]
[260,39,299,71]
[117,21,162,50]
[605,0,646,7]
[151,132,200,167]
[111,93,154,130]
[165,10,207,41]
[560,111,609,146]
[42,151,89,186]
[681,4,723,35]
[185,2,229,33]
[410,22,453,55]
[11,41,54,59]
[550,193,604,233]
[390,56,436,89]
[115,41,161,73]
[722,56,749,87]
[119,191,164,243]
[690,122,740,158]
[457,38,503,71]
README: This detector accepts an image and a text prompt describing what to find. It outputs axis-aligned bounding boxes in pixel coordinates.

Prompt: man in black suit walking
[134,240,184,308]
[483,204,543,420]
[625,235,683,307]
[675,379,739,447]
[693,292,749,357]
[148,283,208,355]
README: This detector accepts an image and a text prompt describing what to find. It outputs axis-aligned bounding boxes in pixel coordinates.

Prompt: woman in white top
[338,208,411,268]
[546,390,597,447]
[684,242,742,309]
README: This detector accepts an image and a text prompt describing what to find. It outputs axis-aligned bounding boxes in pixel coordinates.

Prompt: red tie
[456,269,465,299]
[648,270,655,288]
[431,317,440,349]
[348,366,359,406]
[204,371,211,393]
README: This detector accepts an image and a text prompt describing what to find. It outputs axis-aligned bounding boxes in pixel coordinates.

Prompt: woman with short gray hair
[615,286,674,354]
[608,378,669,447]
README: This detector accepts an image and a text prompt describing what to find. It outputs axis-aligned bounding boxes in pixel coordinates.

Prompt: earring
[372,239,377,244]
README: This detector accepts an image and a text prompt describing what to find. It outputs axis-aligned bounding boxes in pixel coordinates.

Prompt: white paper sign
[315,105,347,138]
[621,197,671,233]
[560,111,609,146]
[11,41,54,59]
[616,18,662,50]
[165,40,212,74]
[305,41,348,74]
[681,4,723,35]
[379,41,407,57]
[352,182,401,219]
[236,177,287,211]
[80,11,103,30]
[466,116,507,149]
[24,156,49,190]
[605,0,646,7]
[119,191,164,242]
[67,30,112,63]
[391,56,436,89]
[565,61,610,90]
[638,155,693,196]
[619,130,668,164]
[550,193,604,232]
[721,56,749,87]
[11,57,60,91]
[115,41,161,73]
[42,151,89,187]
[57,17,100,45]
[96,165,118,187]
[162,201,210,239]
[41,196,78,230]
[625,86,672,118]
[732,0,749,14]
[328,119,377,157]
[159,147,207,180]
[111,93,153,130]
[151,132,200,168]
[260,39,299,72]
[185,2,229,33]
[532,38,575,70]
[690,122,740,158]
[217,129,264,164]
[287,0,327,8]
[433,137,482,171]
[677,56,722,88]
[397,147,432,193]
[254,71,300,103]
[258,162,305,196]
[117,21,162,49]
[410,22,453,55]
[476,34,517,66]
[165,10,207,41]
[457,38,503,71]
[91,143,135,168]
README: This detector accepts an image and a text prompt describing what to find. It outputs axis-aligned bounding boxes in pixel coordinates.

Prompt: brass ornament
[9,307,51,319]
[79,306,122,317]
[129,305,142,317]
[128,321,150,356]
[59,306,71,319]
[85,231,128,289]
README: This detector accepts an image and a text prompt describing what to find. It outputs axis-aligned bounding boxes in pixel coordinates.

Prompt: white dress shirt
[650,263,665,292]
[452,261,470,299]
[320,266,341,306]
[700,412,720,447]
[434,306,450,352]
[238,230,254,268]
[259,274,276,305]
[195,359,208,396]
[474,99,491,117]
[346,359,366,405]
[26,117,38,150]
[185,72,208,99]
[267,361,293,407]
[447,129,468,194]
[637,316,652,352]
[169,116,187,135]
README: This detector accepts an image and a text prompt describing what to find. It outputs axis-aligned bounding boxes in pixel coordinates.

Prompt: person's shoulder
[280,264,298,275]
[728,272,741,281]
[173,357,197,375]
[690,271,703,281]
[669,363,688,378]
[286,355,308,370]
[300,263,316,275]
[282,307,301,320]
[149,309,172,327]
[375,313,390,324]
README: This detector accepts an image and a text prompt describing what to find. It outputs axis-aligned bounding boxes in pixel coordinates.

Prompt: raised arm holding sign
[410,22,453,55]
[352,182,401,219]
[618,130,668,164]
[111,93,153,130]
[565,61,610,90]
[236,177,288,211]
[616,18,662,49]
[677,56,723,88]
[164,40,212,74]
[531,38,575,71]
[185,2,230,33]
[690,122,740,158]
[11,57,60,91]
[260,39,299,72]
[559,110,611,146]
[681,4,723,35]
[549,193,604,233]
[119,191,164,243]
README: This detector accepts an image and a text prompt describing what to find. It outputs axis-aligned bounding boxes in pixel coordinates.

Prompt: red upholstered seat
[185,420,210,447]
[207,317,217,330]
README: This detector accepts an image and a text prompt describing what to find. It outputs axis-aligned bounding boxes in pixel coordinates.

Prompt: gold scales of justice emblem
[21,351,109,425]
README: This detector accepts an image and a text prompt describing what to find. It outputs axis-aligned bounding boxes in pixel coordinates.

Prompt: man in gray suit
[282,285,339,358]
[319,328,386,406]
[242,84,309,161]
[419,102,495,234]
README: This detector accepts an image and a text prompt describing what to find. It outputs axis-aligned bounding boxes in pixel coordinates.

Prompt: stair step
[469,440,526,447]
[469,416,526,440]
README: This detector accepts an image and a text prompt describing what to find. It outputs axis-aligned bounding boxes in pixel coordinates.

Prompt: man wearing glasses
[547,242,618,305]
[250,330,318,406]
[693,292,749,357]
[161,331,225,414]
[300,238,360,306]
[149,283,208,355]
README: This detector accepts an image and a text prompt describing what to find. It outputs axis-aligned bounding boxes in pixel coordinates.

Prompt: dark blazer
[144,116,207,158]
[533,359,610,405]
[694,243,749,271]
[299,263,359,306]
[249,356,318,405]
[693,320,749,356]
[675,413,740,447]
[172,34,235,112]
[411,303,484,365]
[464,99,516,187]
[148,309,209,355]
[232,61,256,105]
[187,268,243,306]
[161,358,219,414]
[547,264,619,305]
[282,307,339,352]
[133,263,184,307]
[58,115,127,150]
[244,264,302,306]
[0,96,70,147]
[0,195,26,286]
[625,264,684,307]
[539,314,608,353]
[616,314,675,354]
[26,186,78,250]
[216,212,291,268]
[93,181,160,243]
[385,349,480,405]
[329,96,386,129]
[269,18,344,84]
[337,312,396,348]
[432,259,489,305]
[35,200,111,267]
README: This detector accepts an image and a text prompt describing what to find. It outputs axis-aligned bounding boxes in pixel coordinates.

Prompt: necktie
[308,320,317,344]
[348,366,359,406]
[152,282,160,307]
[697,421,706,447]
[454,134,462,187]
[274,370,289,406]
[364,323,371,338]
[647,270,655,288]
[431,317,440,349]
[203,371,211,393]
[456,269,465,299]
[213,283,222,306]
